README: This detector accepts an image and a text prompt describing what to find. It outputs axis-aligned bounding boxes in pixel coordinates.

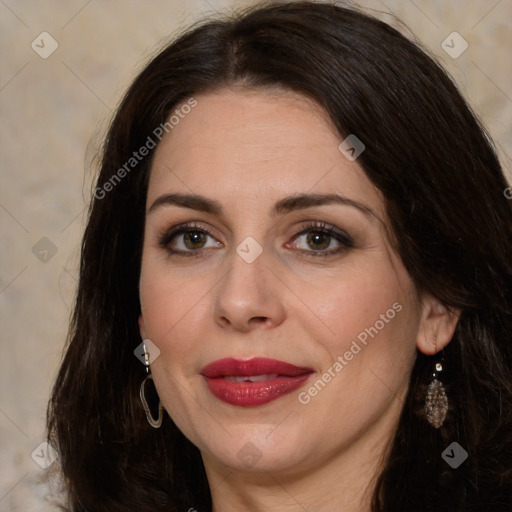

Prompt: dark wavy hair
[47,1,512,510]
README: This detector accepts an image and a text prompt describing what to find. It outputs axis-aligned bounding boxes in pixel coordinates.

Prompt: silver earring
[139,342,163,429]
[424,337,448,428]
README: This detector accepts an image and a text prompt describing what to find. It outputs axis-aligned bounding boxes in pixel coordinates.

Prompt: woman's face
[138,89,443,481]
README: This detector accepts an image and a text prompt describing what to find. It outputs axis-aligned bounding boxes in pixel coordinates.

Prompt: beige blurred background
[0,0,511,509]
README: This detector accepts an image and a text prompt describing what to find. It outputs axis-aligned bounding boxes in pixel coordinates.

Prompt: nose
[213,244,287,332]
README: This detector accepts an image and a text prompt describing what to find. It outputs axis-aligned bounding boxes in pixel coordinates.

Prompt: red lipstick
[201,357,314,406]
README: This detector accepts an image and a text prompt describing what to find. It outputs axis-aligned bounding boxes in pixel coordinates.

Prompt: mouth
[200,357,314,406]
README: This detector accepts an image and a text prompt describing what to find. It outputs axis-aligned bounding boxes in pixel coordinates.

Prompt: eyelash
[158,220,354,259]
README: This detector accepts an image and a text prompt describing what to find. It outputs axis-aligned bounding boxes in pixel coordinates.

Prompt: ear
[138,314,146,339]
[416,293,460,355]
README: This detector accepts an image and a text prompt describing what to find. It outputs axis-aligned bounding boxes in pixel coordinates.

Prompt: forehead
[147,89,384,219]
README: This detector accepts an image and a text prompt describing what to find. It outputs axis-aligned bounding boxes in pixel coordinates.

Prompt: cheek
[303,262,408,349]
[139,264,211,368]
[303,261,419,400]
[139,263,201,356]
[139,267,211,438]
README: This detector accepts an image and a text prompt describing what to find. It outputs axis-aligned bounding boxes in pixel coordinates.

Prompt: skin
[138,89,459,511]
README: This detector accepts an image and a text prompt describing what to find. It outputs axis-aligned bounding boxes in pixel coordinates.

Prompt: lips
[201,357,314,406]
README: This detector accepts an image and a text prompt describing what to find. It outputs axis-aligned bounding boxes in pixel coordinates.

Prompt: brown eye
[159,224,223,256]
[183,231,207,249]
[288,221,354,258]
[306,231,331,250]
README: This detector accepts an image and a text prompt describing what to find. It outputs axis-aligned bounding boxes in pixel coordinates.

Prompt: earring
[139,342,163,429]
[424,335,448,429]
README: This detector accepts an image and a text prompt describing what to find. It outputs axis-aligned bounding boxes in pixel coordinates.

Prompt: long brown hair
[47,2,512,510]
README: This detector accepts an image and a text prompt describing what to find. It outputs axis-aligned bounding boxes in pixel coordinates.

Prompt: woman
[47,1,512,511]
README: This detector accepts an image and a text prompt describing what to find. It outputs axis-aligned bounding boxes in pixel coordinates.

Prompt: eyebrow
[148,192,377,219]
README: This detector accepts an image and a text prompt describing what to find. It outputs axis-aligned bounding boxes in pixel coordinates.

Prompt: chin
[199,423,317,474]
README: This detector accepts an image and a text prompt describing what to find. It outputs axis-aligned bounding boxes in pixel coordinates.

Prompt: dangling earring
[140,342,163,429]
[424,334,448,429]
